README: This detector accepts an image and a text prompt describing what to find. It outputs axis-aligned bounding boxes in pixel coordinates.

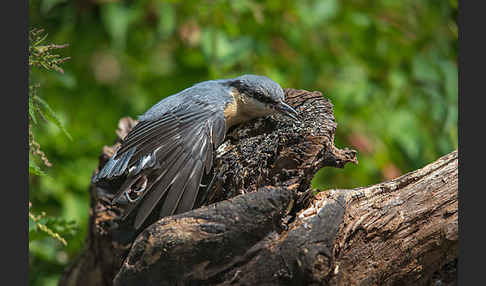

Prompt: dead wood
[59,89,457,286]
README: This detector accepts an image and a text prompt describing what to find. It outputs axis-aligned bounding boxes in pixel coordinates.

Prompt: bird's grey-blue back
[139,80,234,122]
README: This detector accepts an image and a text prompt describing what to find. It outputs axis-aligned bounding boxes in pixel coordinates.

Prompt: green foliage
[32,94,73,141]
[29,28,72,174]
[29,27,78,286]
[29,28,70,73]
[29,158,47,177]
[29,203,78,246]
[29,0,457,284]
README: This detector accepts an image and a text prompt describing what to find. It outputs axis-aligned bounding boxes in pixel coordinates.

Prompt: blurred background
[29,0,458,284]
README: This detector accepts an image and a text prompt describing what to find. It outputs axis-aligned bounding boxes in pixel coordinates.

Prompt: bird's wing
[94,99,226,229]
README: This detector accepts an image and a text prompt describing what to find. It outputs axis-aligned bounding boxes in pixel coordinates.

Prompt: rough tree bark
[59,89,458,286]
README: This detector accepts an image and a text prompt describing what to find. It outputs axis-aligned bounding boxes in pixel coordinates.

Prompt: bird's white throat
[223,90,274,129]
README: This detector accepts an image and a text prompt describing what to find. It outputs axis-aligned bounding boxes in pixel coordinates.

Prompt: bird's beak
[275,101,300,122]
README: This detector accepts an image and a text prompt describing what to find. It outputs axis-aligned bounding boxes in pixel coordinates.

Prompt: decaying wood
[59,89,457,286]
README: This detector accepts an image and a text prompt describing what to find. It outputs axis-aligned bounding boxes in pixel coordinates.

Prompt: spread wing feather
[176,159,204,214]
[159,126,207,218]
[94,99,226,229]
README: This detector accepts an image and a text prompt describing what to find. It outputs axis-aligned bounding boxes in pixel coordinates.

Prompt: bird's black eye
[252,90,275,104]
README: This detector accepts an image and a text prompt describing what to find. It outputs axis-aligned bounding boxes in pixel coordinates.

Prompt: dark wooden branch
[59,89,457,286]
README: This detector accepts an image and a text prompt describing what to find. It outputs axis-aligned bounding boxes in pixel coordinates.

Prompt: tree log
[59,89,457,286]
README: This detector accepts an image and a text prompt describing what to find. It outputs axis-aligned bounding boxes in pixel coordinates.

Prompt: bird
[93,74,299,229]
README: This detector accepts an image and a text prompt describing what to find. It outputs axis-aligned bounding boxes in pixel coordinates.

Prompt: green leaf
[157,2,176,39]
[412,53,441,83]
[101,2,139,49]
[33,96,72,141]
[29,160,46,177]
[29,213,78,245]
[201,29,252,68]
[42,217,78,239]
[297,0,339,27]
[41,0,68,14]
[29,93,37,124]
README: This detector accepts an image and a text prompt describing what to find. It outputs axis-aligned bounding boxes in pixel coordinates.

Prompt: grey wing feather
[94,96,227,229]
[118,145,183,222]
[158,125,207,217]
[176,159,204,213]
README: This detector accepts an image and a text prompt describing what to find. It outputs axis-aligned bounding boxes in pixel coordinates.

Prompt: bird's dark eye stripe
[252,91,275,104]
[227,80,246,91]
[228,80,277,104]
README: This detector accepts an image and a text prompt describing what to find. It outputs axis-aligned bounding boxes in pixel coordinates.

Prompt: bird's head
[227,74,299,122]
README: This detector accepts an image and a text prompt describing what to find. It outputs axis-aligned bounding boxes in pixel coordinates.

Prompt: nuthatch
[93,74,299,229]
